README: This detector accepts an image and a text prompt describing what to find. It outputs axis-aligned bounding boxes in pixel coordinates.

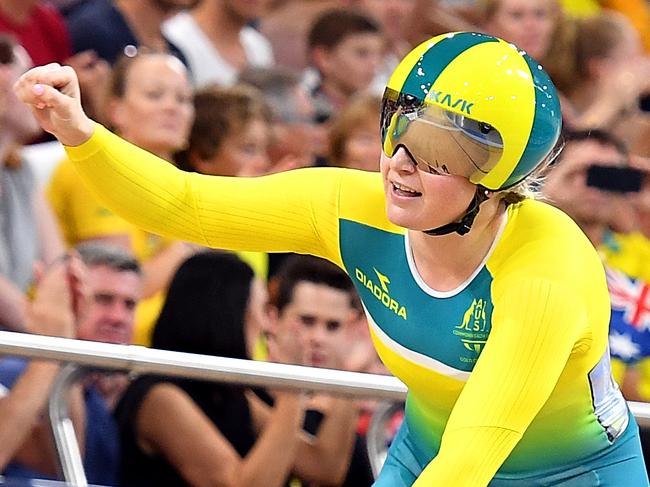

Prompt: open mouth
[392,181,422,197]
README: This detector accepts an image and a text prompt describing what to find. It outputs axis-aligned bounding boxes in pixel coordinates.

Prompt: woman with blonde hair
[46,51,196,345]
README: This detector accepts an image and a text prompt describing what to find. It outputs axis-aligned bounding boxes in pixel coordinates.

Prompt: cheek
[497,14,523,35]
[425,173,473,195]
[569,173,589,193]
[125,307,137,322]
[76,309,99,334]
[325,331,342,346]
[181,106,195,128]
[127,97,156,117]
[439,184,469,208]
[541,19,555,35]
[533,20,555,47]
[345,138,367,157]
[354,57,377,80]
[638,191,650,210]
[118,102,155,133]
[422,175,477,213]
[301,328,314,344]
[339,52,365,75]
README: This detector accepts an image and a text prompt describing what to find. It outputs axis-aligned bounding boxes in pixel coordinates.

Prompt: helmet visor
[380,88,503,179]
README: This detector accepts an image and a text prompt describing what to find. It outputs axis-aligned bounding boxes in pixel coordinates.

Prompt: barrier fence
[0,331,649,486]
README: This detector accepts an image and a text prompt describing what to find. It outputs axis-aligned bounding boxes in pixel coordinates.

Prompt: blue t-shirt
[65,0,187,66]
[0,358,120,486]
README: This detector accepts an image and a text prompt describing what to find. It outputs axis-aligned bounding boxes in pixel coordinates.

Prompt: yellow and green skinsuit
[66,126,636,486]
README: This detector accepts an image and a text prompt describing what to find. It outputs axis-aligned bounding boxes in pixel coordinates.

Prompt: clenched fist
[13,63,95,146]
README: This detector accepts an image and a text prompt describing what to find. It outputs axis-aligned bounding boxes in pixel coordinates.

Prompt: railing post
[48,363,88,487]
[366,401,402,479]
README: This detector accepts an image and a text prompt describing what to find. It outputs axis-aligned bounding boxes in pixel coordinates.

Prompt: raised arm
[63,127,342,258]
[14,64,342,263]
[137,384,305,487]
[0,256,82,470]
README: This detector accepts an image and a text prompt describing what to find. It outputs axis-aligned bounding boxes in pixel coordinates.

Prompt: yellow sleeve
[414,278,586,486]
[64,125,343,264]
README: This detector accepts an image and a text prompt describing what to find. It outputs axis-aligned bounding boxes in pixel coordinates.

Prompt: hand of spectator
[630,155,650,214]
[328,312,381,373]
[606,195,638,234]
[25,254,86,339]
[628,155,650,236]
[13,63,95,146]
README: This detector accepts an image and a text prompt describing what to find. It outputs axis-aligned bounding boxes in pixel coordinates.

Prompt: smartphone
[586,164,644,193]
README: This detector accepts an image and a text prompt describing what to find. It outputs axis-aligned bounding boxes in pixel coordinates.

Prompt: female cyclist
[15,32,648,486]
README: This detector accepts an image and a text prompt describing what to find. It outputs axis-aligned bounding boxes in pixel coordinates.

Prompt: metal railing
[0,330,649,486]
[48,365,86,487]
[0,332,406,399]
[0,331,407,486]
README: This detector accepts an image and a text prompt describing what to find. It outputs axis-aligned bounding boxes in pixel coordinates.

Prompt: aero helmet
[381,32,562,193]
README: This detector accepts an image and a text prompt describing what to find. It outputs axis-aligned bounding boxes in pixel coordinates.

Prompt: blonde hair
[497,140,565,204]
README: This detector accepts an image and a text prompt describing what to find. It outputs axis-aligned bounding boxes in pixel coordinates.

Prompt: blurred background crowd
[2,0,650,485]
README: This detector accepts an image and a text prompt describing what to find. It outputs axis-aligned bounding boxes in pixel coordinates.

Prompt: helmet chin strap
[423,185,491,236]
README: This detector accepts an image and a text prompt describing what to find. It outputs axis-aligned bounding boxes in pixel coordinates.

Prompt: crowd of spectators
[2,0,650,485]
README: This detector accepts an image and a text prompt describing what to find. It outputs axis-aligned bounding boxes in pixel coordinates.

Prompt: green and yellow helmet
[381,32,562,191]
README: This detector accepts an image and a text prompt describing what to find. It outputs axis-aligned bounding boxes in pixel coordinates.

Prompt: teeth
[393,182,419,193]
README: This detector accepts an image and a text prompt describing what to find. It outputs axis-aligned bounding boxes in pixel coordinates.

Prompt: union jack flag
[607,268,650,332]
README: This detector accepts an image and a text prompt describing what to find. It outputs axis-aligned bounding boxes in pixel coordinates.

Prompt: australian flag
[607,268,650,364]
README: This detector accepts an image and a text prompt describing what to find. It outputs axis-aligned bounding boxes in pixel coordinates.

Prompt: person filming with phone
[542,129,648,396]
[544,128,650,473]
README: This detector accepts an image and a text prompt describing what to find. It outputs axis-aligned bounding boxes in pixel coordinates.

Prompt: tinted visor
[380,88,503,178]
